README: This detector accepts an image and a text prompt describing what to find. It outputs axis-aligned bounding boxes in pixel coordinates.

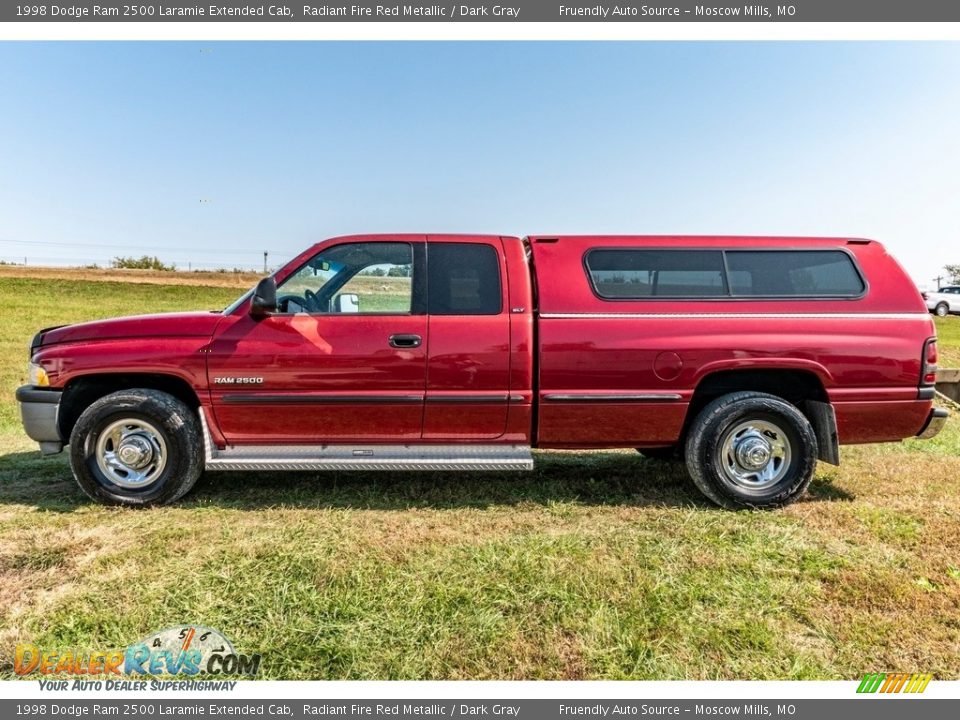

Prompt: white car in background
[924,286,960,316]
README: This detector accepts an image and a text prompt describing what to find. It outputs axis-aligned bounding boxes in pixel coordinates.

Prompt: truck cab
[18,234,948,509]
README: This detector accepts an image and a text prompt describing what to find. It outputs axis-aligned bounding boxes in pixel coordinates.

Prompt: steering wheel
[303,289,322,313]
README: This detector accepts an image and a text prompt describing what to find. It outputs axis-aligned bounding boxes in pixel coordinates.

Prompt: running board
[199,411,533,472]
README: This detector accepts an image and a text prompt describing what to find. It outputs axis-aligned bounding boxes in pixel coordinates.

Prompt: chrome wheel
[717,419,791,491]
[95,418,167,489]
[936,304,949,317]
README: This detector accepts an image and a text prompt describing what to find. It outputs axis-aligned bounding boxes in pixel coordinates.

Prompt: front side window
[585,249,727,298]
[427,243,502,315]
[276,242,413,314]
[726,250,864,297]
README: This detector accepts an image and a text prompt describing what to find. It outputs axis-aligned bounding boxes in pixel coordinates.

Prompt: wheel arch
[58,372,202,441]
[683,367,837,465]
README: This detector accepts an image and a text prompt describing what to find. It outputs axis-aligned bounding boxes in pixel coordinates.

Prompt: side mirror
[334,293,360,313]
[250,277,277,317]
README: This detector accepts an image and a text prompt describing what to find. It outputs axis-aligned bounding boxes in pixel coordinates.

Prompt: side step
[199,411,533,472]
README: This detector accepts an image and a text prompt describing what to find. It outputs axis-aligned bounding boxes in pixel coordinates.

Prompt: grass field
[1,275,959,680]
[936,313,960,367]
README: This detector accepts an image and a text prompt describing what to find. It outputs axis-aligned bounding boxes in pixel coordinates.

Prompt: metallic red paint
[28,233,938,452]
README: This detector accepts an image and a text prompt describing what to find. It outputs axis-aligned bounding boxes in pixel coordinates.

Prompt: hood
[38,311,224,347]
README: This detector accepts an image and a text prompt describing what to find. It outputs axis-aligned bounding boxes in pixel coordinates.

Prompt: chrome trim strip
[540,312,927,320]
[425,394,509,404]
[221,394,424,404]
[542,393,682,402]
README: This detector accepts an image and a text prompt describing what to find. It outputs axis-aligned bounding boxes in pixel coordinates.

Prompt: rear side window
[726,250,864,297]
[585,248,865,300]
[585,250,727,298]
[428,243,502,315]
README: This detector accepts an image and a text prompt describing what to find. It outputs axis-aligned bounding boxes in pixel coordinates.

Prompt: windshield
[223,286,257,315]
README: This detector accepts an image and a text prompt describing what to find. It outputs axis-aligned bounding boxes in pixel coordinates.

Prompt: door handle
[389,334,422,349]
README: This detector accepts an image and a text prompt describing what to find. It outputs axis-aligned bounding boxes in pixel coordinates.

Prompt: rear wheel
[935,302,949,317]
[69,389,204,506]
[684,391,817,510]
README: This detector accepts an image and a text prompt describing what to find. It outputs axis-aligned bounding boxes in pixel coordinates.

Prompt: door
[207,240,427,444]
[422,238,511,440]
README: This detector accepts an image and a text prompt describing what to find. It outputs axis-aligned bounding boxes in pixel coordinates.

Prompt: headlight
[28,362,50,387]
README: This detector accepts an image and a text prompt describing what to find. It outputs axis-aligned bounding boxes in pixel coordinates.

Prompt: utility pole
[935,275,943,289]
[263,251,268,274]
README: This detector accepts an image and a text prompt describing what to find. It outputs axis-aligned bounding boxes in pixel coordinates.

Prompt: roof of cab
[526,235,877,247]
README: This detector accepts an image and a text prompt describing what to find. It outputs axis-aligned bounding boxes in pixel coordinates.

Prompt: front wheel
[935,303,949,317]
[69,389,204,506]
[684,391,818,510]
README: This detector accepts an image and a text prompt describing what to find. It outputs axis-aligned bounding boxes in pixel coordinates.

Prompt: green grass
[935,315,960,367]
[1,277,959,680]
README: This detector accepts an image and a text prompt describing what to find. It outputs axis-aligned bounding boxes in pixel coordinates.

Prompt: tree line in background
[111,255,176,271]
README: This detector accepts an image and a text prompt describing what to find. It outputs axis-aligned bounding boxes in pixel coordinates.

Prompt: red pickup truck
[18,234,948,509]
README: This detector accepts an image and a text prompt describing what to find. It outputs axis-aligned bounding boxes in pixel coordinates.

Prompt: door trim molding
[220,393,424,404]
[425,394,509,404]
[542,392,683,402]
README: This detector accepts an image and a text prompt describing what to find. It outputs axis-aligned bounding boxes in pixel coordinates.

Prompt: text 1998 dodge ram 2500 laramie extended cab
[18,234,949,509]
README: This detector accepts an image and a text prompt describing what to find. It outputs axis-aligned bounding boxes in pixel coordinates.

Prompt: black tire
[684,391,817,510]
[69,389,204,506]
[935,303,949,317]
[636,446,680,461]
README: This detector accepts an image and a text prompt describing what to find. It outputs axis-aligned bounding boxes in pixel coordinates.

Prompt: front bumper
[917,407,949,440]
[16,385,64,455]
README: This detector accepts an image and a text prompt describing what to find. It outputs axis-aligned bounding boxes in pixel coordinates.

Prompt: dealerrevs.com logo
[14,625,261,679]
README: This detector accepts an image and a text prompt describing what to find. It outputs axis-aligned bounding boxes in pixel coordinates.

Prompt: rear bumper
[917,408,949,440]
[15,385,64,455]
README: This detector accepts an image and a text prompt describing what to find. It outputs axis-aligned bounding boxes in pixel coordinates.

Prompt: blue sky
[0,41,958,286]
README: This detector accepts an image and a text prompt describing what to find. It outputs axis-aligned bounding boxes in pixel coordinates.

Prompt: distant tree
[387,265,411,277]
[361,267,387,277]
[111,255,176,271]
[945,265,960,285]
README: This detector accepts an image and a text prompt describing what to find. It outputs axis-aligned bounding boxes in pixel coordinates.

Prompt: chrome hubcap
[718,419,791,491]
[95,419,167,488]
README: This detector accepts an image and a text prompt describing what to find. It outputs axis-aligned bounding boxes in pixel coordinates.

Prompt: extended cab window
[726,250,864,297]
[276,242,413,314]
[427,243,502,315]
[586,249,727,298]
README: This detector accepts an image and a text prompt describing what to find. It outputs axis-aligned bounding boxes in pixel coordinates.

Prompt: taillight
[921,291,929,300]
[921,338,938,386]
